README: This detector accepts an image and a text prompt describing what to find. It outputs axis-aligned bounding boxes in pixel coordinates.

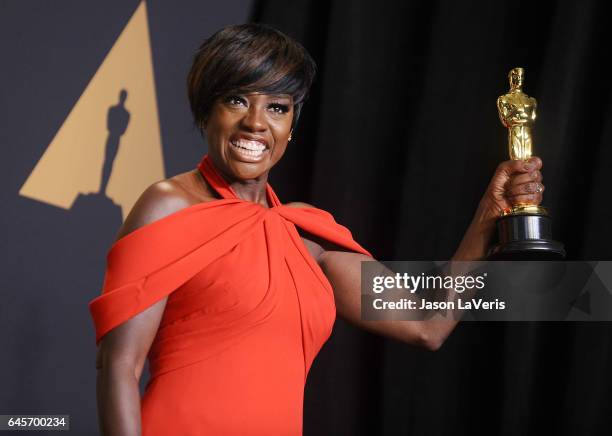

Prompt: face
[510,69,523,89]
[203,92,294,181]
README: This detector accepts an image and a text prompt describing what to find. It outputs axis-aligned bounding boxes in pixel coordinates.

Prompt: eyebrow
[268,95,292,101]
[242,92,292,100]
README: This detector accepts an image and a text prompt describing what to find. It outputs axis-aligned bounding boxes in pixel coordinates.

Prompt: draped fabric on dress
[89,154,371,435]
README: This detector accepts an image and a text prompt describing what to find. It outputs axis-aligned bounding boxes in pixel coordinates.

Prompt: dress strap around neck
[197,154,282,207]
[197,155,237,200]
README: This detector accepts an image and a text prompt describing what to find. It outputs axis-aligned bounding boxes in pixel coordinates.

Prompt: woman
[90,24,545,435]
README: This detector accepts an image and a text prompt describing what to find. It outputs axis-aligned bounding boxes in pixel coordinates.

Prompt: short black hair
[187,23,317,130]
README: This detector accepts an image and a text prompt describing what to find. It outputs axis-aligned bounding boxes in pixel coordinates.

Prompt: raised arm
[95,180,197,436]
[310,157,544,351]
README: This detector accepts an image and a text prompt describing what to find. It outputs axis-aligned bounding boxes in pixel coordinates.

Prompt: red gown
[89,154,371,435]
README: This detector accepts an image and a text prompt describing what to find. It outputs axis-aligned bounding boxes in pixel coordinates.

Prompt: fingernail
[524,163,534,171]
[532,170,539,179]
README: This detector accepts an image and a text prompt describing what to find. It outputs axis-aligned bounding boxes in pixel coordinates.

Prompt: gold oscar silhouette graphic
[18,1,164,220]
[489,67,565,259]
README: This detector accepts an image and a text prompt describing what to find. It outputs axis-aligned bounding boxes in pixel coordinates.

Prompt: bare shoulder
[115,169,217,241]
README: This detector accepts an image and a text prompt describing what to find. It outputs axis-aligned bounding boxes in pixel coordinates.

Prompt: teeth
[237,147,263,157]
[232,139,266,151]
[231,140,266,157]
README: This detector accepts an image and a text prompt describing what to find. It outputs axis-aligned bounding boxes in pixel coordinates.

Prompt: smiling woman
[89,23,547,436]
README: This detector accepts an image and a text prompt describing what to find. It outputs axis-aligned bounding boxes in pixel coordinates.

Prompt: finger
[528,156,543,171]
[496,160,525,176]
[508,192,543,206]
[497,159,536,177]
[506,182,545,197]
[510,170,543,186]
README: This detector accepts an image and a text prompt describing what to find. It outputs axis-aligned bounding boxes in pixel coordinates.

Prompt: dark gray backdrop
[0,1,250,434]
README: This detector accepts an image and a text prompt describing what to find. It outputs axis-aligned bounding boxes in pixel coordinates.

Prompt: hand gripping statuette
[489,67,565,259]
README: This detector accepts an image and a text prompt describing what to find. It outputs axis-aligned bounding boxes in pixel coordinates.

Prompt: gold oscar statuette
[489,67,565,259]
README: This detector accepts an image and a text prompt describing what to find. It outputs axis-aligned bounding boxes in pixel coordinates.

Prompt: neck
[229,176,269,207]
[204,154,271,207]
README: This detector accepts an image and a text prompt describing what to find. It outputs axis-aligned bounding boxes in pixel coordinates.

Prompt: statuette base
[488,213,566,260]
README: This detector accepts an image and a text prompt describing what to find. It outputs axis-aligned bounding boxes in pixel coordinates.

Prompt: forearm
[328,255,471,351]
[324,198,498,350]
[97,364,142,436]
[418,198,498,346]
[453,196,497,261]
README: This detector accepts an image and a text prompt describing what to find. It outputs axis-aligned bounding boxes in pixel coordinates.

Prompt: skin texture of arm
[95,179,205,436]
[290,157,545,351]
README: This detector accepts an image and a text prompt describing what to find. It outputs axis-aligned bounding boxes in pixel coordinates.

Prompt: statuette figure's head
[509,67,524,91]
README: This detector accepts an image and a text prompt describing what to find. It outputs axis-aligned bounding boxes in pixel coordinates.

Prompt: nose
[241,104,267,132]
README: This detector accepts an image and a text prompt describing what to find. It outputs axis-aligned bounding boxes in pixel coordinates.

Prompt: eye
[225,95,246,107]
[268,103,290,114]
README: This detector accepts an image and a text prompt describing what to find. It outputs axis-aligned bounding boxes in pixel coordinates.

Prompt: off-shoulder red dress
[89,154,371,435]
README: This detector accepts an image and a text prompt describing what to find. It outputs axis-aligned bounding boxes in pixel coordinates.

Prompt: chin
[227,159,271,180]
[210,146,277,181]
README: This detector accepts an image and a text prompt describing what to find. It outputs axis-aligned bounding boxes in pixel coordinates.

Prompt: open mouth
[230,138,268,158]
